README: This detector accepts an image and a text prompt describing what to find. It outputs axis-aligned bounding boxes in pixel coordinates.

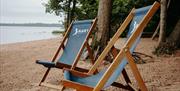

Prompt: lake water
[0,26,64,44]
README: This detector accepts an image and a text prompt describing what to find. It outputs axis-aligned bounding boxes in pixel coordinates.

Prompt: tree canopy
[44,0,159,34]
[44,0,180,54]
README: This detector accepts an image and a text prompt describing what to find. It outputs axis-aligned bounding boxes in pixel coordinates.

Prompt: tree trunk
[66,0,72,29]
[151,0,171,40]
[153,0,180,55]
[96,0,112,51]
[71,0,76,22]
[167,19,180,48]
[158,0,167,46]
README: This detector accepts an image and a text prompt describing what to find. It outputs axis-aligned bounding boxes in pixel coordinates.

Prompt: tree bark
[96,0,112,51]
[167,19,180,48]
[71,0,76,22]
[151,0,171,40]
[66,0,72,29]
[158,0,167,46]
[154,0,180,55]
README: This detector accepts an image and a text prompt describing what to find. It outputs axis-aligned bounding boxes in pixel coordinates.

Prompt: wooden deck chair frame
[38,18,98,88]
[62,2,160,91]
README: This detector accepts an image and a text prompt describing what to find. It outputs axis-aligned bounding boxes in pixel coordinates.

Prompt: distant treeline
[0,23,63,27]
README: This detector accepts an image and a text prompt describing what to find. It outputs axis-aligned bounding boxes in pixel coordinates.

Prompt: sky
[0,0,64,23]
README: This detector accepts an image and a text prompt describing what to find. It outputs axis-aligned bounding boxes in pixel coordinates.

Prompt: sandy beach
[0,38,180,91]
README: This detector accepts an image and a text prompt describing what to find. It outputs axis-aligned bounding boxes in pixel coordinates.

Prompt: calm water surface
[0,26,64,44]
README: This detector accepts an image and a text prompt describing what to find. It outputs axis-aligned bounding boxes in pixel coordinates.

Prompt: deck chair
[62,2,160,91]
[36,18,97,88]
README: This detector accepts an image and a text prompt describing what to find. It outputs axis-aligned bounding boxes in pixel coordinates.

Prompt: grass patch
[52,30,64,35]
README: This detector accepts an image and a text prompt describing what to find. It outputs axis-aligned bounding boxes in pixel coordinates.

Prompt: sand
[0,38,180,91]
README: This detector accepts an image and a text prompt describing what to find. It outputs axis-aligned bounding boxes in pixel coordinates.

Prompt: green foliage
[44,0,98,29]
[52,30,65,35]
[44,0,64,15]
[44,0,98,19]
[44,0,159,36]
[75,0,98,19]
[110,0,159,38]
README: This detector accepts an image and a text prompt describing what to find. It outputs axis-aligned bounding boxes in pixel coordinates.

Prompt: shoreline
[0,25,64,46]
[0,37,62,46]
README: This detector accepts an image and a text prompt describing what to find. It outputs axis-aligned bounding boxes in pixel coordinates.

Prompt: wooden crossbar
[62,80,94,91]
[41,82,64,90]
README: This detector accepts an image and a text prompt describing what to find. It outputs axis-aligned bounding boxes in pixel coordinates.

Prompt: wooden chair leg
[122,69,131,84]
[125,49,148,91]
[39,68,51,85]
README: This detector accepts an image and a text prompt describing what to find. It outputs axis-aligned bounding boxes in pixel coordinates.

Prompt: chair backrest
[104,5,154,88]
[126,5,152,52]
[58,20,93,65]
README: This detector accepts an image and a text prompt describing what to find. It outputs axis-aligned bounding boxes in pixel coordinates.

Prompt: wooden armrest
[63,68,90,77]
